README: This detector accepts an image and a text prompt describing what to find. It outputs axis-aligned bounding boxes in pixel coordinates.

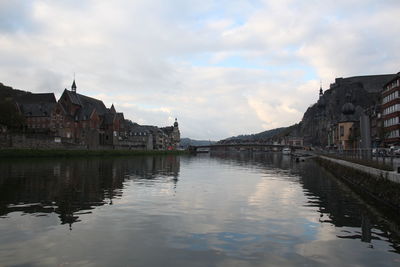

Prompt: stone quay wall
[0,133,153,151]
[0,133,86,150]
[315,155,400,211]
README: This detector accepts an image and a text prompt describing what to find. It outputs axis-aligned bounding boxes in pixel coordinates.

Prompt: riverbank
[0,148,188,158]
[315,155,400,211]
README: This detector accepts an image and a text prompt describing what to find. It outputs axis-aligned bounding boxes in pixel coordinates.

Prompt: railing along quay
[316,148,400,172]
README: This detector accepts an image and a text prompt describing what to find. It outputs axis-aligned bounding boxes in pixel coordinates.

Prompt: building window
[340,126,344,137]
[384,117,400,127]
[383,91,399,104]
[388,129,400,138]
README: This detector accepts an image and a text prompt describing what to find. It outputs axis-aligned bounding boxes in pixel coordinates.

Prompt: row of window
[29,117,48,122]
[388,129,400,138]
[132,132,148,136]
[385,79,400,91]
[383,91,399,104]
[384,117,399,127]
[28,124,46,129]
[383,104,400,115]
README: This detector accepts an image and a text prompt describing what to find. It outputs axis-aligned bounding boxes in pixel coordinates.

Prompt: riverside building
[382,73,400,145]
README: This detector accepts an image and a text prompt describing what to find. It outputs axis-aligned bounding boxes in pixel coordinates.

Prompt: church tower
[71,79,77,93]
[172,118,180,148]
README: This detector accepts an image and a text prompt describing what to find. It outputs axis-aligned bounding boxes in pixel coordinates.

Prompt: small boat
[282,147,291,155]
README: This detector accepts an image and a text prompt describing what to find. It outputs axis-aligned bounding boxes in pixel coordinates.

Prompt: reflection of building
[0,155,181,228]
[382,73,400,145]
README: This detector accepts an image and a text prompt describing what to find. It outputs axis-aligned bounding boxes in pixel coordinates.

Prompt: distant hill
[219,127,288,143]
[0,83,29,100]
[180,138,216,148]
[0,83,28,129]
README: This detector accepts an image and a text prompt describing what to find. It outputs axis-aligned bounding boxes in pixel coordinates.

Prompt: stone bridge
[188,143,304,153]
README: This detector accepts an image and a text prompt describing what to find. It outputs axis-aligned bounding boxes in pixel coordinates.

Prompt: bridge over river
[188,143,304,152]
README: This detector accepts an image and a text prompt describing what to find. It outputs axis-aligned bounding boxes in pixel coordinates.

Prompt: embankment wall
[0,133,151,151]
[315,156,400,211]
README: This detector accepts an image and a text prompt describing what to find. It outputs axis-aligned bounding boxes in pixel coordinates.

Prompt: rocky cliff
[299,74,395,146]
[218,74,396,146]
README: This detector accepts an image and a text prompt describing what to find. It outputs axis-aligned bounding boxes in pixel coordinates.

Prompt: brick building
[15,93,57,132]
[9,79,180,150]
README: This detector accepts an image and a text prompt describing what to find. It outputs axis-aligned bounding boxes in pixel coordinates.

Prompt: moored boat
[282,147,291,155]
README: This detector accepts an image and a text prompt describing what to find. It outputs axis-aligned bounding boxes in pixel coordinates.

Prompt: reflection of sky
[0,155,399,266]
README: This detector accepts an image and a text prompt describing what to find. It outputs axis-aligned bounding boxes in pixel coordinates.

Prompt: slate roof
[15,93,57,117]
[128,124,153,134]
[160,126,174,135]
[63,90,81,105]
[19,103,57,117]
[140,125,165,135]
[75,93,108,115]
[16,93,56,104]
[62,89,109,121]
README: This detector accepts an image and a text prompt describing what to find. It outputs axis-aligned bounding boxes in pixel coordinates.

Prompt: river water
[0,153,399,266]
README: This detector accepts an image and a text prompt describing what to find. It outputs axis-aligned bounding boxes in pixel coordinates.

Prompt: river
[0,153,399,266]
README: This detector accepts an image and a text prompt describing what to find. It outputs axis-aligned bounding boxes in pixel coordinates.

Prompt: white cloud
[0,0,399,139]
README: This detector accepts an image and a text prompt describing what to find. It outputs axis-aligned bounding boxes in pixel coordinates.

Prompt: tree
[0,100,25,130]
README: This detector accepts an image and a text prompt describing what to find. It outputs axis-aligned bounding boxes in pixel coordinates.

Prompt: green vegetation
[0,99,25,129]
[0,149,188,158]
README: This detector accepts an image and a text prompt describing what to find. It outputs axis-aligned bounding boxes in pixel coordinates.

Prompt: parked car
[373,148,388,156]
[389,146,400,155]
[393,148,400,156]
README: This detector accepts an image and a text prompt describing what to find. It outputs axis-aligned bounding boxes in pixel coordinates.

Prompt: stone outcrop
[299,74,395,147]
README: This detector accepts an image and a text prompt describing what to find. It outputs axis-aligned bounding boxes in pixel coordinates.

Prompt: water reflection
[0,153,399,267]
[0,156,180,228]
[209,151,400,254]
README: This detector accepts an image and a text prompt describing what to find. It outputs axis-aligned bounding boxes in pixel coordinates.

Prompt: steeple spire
[319,81,323,97]
[110,104,116,113]
[71,79,77,92]
[71,73,77,93]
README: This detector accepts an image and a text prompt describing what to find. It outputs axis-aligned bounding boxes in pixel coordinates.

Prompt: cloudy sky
[0,0,399,140]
